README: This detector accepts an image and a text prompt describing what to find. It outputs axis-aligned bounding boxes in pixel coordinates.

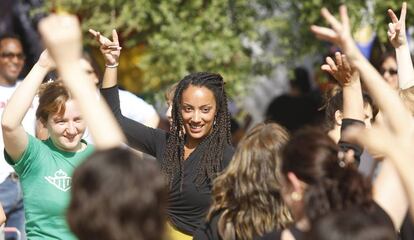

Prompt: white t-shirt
[82,89,157,143]
[118,89,157,124]
[0,82,37,183]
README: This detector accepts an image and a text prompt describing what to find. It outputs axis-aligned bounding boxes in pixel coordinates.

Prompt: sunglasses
[380,68,398,76]
[0,52,26,61]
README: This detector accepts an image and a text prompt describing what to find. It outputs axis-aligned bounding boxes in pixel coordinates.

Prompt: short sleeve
[5,134,45,177]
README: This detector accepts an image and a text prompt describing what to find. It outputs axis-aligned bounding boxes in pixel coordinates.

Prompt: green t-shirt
[5,134,94,240]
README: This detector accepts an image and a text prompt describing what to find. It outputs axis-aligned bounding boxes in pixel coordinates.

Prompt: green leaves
[38,0,409,99]
[40,0,271,98]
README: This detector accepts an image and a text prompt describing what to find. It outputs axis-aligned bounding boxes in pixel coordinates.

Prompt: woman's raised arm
[38,14,125,150]
[1,50,54,161]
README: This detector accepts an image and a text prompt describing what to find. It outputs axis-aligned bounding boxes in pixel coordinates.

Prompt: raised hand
[310,6,360,62]
[321,52,358,86]
[38,15,82,66]
[88,29,121,66]
[387,2,407,49]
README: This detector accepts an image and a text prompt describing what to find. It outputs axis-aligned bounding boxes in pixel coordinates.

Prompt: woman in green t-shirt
[1,50,94,239]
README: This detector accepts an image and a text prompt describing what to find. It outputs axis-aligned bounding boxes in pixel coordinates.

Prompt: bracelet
[105,62,119,68]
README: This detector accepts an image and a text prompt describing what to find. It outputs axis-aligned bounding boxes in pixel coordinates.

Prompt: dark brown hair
[309,208,397,240]
[281,128,374,222]
[67,147,168,240]
[323,90,378,131]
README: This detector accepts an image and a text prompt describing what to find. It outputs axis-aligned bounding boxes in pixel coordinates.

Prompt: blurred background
[2,0,413,136]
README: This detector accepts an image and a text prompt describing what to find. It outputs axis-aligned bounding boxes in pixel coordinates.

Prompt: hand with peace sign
[310,6,362,62]
[387,2,414,89]
[387,2,407,49]
[88,29,121,67]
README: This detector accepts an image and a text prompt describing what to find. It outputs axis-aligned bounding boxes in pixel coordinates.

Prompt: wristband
[105,62,119,68]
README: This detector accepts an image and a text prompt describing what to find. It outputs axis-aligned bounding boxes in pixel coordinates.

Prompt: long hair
[163,72,232,188]
[208,123,292,240]
[68,147,168,240]
[281,128,374,222]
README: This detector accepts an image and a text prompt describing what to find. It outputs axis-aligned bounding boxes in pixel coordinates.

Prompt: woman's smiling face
[180,85,217,141]
[46,99,85,152]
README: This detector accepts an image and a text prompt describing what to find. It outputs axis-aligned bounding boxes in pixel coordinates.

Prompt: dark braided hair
[162,72,232,189]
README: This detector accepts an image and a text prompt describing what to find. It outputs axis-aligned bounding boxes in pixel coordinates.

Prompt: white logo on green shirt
[44,169,72,192]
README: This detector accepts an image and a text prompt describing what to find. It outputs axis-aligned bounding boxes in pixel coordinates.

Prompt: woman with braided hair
[93,29,234,239]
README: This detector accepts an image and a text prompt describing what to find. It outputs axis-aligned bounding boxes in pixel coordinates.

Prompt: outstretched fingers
[339,5,350,32]
[400,2,407,23]
[310,25,338,43]
[326,56,338,71]
[88,28,99,37]
[321,64,333,75]
[321,7,342,33]
[388,9,399,24]
[89,28,115,47]
[342,53,351,70]
[335,51,343,67]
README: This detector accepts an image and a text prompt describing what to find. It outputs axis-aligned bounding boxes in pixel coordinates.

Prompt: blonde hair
[208,123,292,240]
[164,82,178,103]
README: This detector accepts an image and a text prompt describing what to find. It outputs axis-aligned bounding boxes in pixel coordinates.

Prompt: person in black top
[90,30,234,238]
[193,123,292,240]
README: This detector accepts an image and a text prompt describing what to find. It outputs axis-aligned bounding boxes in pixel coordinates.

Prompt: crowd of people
[0,1,414,240]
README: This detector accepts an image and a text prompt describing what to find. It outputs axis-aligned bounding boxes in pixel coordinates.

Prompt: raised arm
[38,15,125,150]
[1,50,54,161]
[322,52,364,121]
[311,5,412,141]
[312,5,411,229]
[88,28,166,156]
[322,52,365,163]
[88,29,161,129]
[387,2,414,89]
[345,112,414,224]
[88,28,120,89]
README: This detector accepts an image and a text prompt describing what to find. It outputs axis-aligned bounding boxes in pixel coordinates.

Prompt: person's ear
[35,119,49,140]
[287,172,305,201]
[287,172,303,192]
[334,110,343,126]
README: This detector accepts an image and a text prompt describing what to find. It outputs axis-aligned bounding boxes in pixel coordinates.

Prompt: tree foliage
[39,0,413,98]
[270,0,414,59]
[41,0,280,98]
